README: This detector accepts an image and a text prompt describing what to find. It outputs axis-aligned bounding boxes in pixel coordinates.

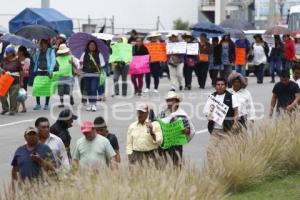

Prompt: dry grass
[2,113,300,200]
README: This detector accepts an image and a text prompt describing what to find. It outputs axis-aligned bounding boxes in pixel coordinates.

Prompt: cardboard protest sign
[158,118,187,149]
[166,42,187,54]
[145,43,167,62]
[203,95,229,126]
[235,48,246,65]
[129,55,150,75]
[32,76,56,97]
[0,73,14,97]
[186,43,199,55]
[109,43,133,63]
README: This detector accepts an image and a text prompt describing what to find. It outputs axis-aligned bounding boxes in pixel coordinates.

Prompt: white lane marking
[195,129,208,135]
[0,119,35,127]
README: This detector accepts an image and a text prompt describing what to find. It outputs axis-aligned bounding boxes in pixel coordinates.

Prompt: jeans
[235,65,246,77]
[113,63,129,96]
[84,74,99,105]
[255,63,265,83]
[270,60,282,81]
[195,62,209,88]
[146,62,160,90]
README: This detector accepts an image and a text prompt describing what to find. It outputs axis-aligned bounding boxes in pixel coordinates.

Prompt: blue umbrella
[0,33,38,48]
[190,22,225,37]
[223,28,245,38]
[220,19,255,30]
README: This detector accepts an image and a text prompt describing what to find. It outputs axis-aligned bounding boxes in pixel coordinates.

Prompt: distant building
[198,0,255,24]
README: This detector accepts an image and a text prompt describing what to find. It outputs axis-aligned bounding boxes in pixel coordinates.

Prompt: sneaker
[153,89,158,93]
[86,105,92,111]
[43,105,49,110]
[92,105,97,112]
[33,104,41,110]
[144,88,150,93]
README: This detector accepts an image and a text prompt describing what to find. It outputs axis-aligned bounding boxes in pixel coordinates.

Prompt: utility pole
[268,0,276,26]
[215,0,226,24]
[156,16,160,31]
[111,16,115,34]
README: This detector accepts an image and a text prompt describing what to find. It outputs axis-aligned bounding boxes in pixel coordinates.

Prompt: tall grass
[1,113,300,200]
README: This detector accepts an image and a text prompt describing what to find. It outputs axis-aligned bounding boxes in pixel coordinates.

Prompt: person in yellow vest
[56,44,76,107]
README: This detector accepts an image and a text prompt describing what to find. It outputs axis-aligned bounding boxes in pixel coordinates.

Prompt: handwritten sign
[145,43,167,62]
[129,55,150,75]
[158,118,187,149]
[186,43,199,55]
[109,43,133,63]
[235,48,246,65]
[167,42,187,54]
[203,95,229,126]
[32,76,56,97]
[0,73,14,97]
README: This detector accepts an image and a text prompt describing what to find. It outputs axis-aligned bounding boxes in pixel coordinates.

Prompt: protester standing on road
[11,127,55,182]
[35,117,70,170]
[270,70,300,117]
[196,33,211,89]
[56,44,76,107]
[209,37,223,86]
[94,116,121,163]
[80,40,105,112]
[16,46,31,113]
[32,39,56,110]
[126,104,163,165]
[228,72,255,128]
[220,34,235,80]
[251,34,269,84]
[50,109,77,159]
[167,33,184,91]
[72,121,117,169]
[235,35,250,77]
[130,37,149,96]
[183,32,198,90]
[144,33,162,93]
[269,35,284,83]
[158,91,195,166]
[283,34,295,71]
[0,47,23,115]
[207,78,239,135]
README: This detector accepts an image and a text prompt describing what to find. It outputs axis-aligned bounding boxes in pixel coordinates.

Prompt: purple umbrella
[68,32,109,62]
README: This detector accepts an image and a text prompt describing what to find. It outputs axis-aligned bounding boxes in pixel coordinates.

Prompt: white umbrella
[92,33,114,41]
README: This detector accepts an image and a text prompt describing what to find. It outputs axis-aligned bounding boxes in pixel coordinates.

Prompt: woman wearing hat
[0,47,23,115]
[228,72,255,128]
[158,91,195,166]
[56,44,77,107]
[250,34,269,84]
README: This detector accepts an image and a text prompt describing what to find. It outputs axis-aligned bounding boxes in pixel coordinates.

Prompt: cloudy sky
[0,0,199,33]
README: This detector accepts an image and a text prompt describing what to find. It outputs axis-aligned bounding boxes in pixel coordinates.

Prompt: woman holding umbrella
[32,39,56,110]
[80,40,105,112]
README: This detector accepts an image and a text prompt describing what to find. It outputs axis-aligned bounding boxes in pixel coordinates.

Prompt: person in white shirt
[291,64,300,88]
[35,117,70,171]
[228,72,255,129]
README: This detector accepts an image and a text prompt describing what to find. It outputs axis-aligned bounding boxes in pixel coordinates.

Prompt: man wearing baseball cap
[11,127,55,182]
[72,121,117,168]
[126,104,163,165]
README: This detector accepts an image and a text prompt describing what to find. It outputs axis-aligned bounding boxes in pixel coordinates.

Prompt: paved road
[0,75,276,182]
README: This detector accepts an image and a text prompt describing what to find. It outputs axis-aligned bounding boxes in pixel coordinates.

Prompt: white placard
[186,43,199,55]
[203,95,229,126]
[166,42,187,54]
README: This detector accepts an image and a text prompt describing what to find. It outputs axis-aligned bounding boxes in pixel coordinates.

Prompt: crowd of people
[1,29,300,184]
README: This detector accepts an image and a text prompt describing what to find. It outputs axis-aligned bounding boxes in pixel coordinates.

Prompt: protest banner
[186,43,199,55]
[32,76,56,97]
[203,95,229,126]
[158,118,187,149]
[235,48,246,65]
[145,43,167,62]
[129,55,150,75]
[0,73,14,97]
[166,42,187,54]
[109,43,133,63]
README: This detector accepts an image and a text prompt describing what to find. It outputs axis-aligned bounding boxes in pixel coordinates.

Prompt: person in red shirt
[283,34,295,71]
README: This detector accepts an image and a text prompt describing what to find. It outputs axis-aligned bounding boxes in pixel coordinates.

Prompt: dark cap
[58,109,78,121]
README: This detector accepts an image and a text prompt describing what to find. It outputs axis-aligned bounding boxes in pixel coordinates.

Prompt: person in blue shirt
[11,127,55,182]
[235,35,250,77]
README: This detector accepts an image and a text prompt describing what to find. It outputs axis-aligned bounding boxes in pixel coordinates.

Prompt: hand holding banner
[109,43,133,63]
[203,95,229,126]
[186,43,199,55]
[166,42,187,54]
[129,55,150,75]
[145,43,167,62]
[0,73,14,97]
